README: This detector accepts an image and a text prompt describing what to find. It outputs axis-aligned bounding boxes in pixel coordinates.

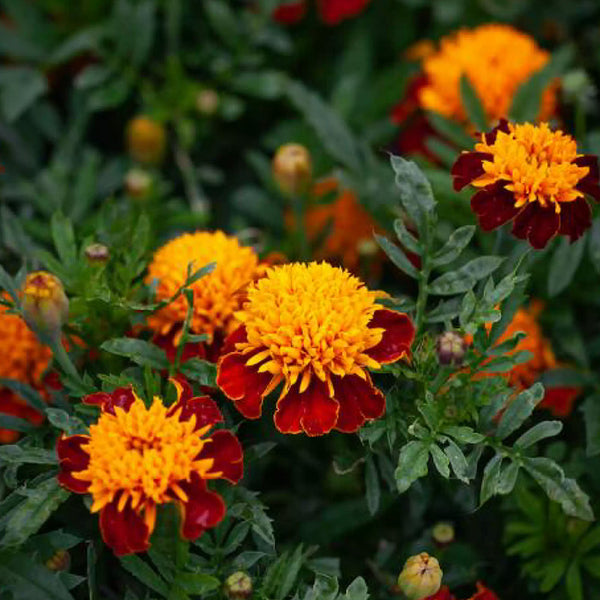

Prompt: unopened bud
[125,168,153,199]
[224,571,252,599]
[196,89,220,116]
[21,272,69,343]
[85,243,110,264]
[436,331,467,366]
[272,143,312,196]
[126,116,166,165]
[357,238,378,256]
[397,552,443,600]
[46,549,70,571]
[432,522,455,547]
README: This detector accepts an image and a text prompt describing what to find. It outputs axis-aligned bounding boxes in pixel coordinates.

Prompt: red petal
[482,118,510,145]
[178,473,225,540]
[84,387,136,415]
[318,0,370,24]
[273,1,306,24]
[99,498,150,556]
[216,352,271,419]
[575,155,600,201]
[539,387,580,418]
[471,183,521,231]
[366,309,415,364]
[512,203,559,249]
[83,392,111,407]
[274,379,339,436]
[333,374,385,433]
[451,152,491,191]
[56,435,90,494]
[220,326,248,358]
[558,197,591,242]
[168,378,223,429]
[390,75,428,125]
[200,430,244,483]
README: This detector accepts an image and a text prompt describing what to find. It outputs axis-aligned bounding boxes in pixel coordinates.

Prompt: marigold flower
[126,116,166,165]
[424,587,455,600]
[452,120,600,249]
[480,301,580,417]
[56,380,243,556]
[467,582,499,600]
[22,271,69,343]
[418,24,556,126]
[272,143,313,196]
[217,262,415,436]
[273,0,370,25]
[0,303,53,443]
[397,552,443,600]
[146,231,261,347]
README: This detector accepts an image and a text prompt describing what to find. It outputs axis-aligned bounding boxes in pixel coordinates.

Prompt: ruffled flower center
[472,123,589,213]
[76,396,215,528]
[234,262,384,396]
[146,231,260,339]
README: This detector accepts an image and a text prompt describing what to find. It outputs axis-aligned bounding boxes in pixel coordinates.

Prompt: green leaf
[177,573,220,595]
[277,545,304,599]
[582,555,600,578]
[426,112,475,149]
[581,395,600,457]
[432,225,475,267]
[0,446,57,465]
[496,383,544,439]
[344,577,369,600]
[2,478,69,547]
[0,550,75,600]
[364,454,380,516]
[51,212,77,268]
[0,66,47,122]
[442,425,484,444]
[0,378,46,412]
[429,256,504,296]
[0,265,19,303]
[394,441,429,494]
[496,461,520,495]
[565,563,583,600]
[430,444,450,478]
[443,440,469,483]
[390,155,436,235]
[480,453,503,505]
[120,555,169,598]
[305,573,339,600]
[523,457,594,521]
[548,236,585,297]
[510,44,574,122]
[393,219,420,255]
[204,0,239,46]
[374,234,418,278]
[46,408,87,435]
[179,358,217,387]
[101,338,169,370]
[459,75,487,131]
[588,218,600,275]
[286,80,361,172]
[514,421,563,449]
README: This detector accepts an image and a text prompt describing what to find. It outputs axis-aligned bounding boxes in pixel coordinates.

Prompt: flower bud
[125,168,153,199]
[21,272,69,343]
[196,89,220,116]
[272,143,312,196]
[436,331,467,366]
[85,243,110,264]
[397,552,443,600]
[126,116,166,165]
[224,571,252,599]
[432,521,455,547]
[45,549,70,571]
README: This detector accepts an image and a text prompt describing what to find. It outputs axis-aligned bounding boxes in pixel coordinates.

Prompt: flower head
[224,572,253,600]
[0,303,53,443]
[57,380,243,555]
[397,552,443,600]
[273,0,370,25]
[418,24,556,126]
[452,120,600,249]
[126,116,166,165]
[272,144,313,196]
[146,231,261,344]
[217,262,414,436]
[467,582,499,600]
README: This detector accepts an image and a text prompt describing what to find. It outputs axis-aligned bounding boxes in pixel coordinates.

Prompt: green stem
[292,193,309,261]
[575,100,587,149]
[415,261,431,336]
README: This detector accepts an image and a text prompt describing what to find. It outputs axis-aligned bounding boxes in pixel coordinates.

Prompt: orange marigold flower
[57,380,243,556]
[488,302,580,417]
[146,231,261,345]
[452,120,600,249]
[217,262,415,436]
[418,24,556,126]
[0,303,53,443]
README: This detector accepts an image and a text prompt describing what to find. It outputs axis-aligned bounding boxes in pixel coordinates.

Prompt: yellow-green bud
[45,549,70,571]
[397,552,443,600]
[85,243,110,264]
[224,572,252,599]
[21,271,69,343]
[272,143,312,196]
[196,89,220,116]
[432,522,455,547]
[125,168,153,199]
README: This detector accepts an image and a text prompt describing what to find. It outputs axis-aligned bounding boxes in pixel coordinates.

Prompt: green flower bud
[224,571,253,599]
[397,552,443,600]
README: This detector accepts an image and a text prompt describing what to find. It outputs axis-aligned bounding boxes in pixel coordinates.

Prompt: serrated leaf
[433,225,476,267]
[442,426,485,444]
[548,236,585,297]
[101,338,169,370]
[429,256,504,296]
[496,461,520,495]
[514,421,563,449]
[393,219,420,255]
[430,444,450,478]
[480,453,503,505]
[178,573,220,595]
[496,383,545,439]
[120,555,168,598]
[179,358,216,387]
[443,440,469,483]
[459,75,487,131]
[395,441,429,494]
[344,577,369,600]
[0,446,57,465]
[374,234,418,278]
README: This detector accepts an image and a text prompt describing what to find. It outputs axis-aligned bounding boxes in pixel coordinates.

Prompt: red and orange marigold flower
[0,303,54,443]
[56,380,243,555]
[273,0,371,26]
[452,120,600,249]
[217,262,415,436]
[146,231,262,359]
